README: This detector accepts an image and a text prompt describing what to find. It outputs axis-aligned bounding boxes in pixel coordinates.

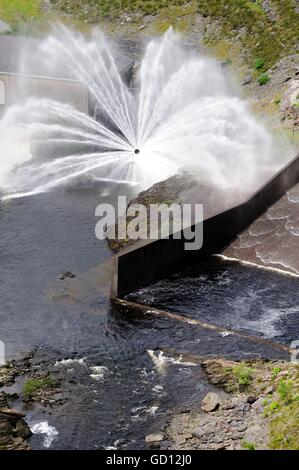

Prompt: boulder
[201,392,221,412]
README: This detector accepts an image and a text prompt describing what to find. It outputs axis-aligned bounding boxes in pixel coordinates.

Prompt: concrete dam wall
[112,154,299,298]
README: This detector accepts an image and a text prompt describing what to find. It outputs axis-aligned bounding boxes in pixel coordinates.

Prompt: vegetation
[197,0,299,68]
[23,375,55,399]
[0,0,42,24]
[263,374,299,450]
[254,58,265,70]
[277,379,294,403]
[1,1,298,72]
[242,440,256,450]
[50,0,193,20]
[269,401,299,450]
[232,362,253,387]
[258,73,270,85]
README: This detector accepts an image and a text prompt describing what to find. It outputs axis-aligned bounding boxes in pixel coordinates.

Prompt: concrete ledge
[112,154,299,297]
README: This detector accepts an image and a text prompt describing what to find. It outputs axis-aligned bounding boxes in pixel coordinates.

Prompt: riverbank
[1,353,298,450]
[147,357,299,450]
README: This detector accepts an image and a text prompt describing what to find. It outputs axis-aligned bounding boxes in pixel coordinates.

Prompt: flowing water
[0,27,298,449]
[224,183,299,275]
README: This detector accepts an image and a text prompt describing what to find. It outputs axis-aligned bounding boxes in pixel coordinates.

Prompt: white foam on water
[30,421,58,448]
[54,357,86,367]
[147,349,197,376]
[89,365,109,381]
[217,254,299,278]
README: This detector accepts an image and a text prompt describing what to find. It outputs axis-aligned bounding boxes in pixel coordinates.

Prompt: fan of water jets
[0,26,290,199]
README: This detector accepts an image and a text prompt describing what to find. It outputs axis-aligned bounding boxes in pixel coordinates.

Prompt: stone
[192,427,205,438]
[231,432,244,440]
[126,17,132,23]
[14,420,32,439]
[175,435,186,445]
[244,424,262,443]
[0,408,25,418]
[145,432,164,444]
[264,385,274,395]
[277,370,289,378]
[59,271,76,280]
[251,397,265,411]
[201,392,221,412]
[242,75,252,86]
[246,395,257,404]
[221,401,235,410]
[234,423,247,433]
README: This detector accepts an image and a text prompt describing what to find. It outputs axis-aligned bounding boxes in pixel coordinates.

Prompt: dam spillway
[112,153,299,298]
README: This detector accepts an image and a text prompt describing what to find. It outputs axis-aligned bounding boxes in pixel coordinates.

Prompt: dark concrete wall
[112,154,299,297]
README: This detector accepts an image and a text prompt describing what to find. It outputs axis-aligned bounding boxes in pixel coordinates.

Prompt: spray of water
[0,26,292,200]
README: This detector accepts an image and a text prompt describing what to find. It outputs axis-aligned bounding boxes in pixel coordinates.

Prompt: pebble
[145,432,164,444]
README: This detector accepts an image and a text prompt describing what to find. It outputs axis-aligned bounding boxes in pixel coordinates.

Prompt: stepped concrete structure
[111,154,299,298]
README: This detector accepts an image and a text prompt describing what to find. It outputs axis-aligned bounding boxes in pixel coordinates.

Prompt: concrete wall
[112,154,299,297]
[0,72,88,114]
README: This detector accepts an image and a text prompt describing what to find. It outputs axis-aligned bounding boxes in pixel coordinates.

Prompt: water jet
[0,26,291,199]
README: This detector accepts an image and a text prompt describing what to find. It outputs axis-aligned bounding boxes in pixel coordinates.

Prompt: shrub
[23,376,55,399]
[254,58,265,70]
[258,73,269,85]
[242,440,256,450]
[277,380,293,403]
[233,362,253,387]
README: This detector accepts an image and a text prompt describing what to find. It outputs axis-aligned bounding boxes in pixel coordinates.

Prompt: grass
[258,73,270,85]
[23,375,55,399]
[254,58,265,70]
[242,440,256,450]
[196,0,299,68]
[266,376,299,449]
[232,362,253,387]
[51,0,193,21]
[269,401,299,450]
[1,1,298,74]
[277,379,294,403]
[0,0,42,24]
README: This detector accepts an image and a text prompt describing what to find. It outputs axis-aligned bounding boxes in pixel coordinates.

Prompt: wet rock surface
[0,351,66,449]
[0,393,31,450]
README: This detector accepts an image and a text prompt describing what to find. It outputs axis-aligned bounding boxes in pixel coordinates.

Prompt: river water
[0,179,298,449]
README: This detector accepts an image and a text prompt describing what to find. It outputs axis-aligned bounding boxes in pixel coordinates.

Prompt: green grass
[232,362,253,387]
[51,0,193,21]
[23,375,55,399]
[269,401,299,450]
[277,379,293,403]
[197,0,299,68]
[258,73,270,85]
[254,58,265,70]
[242,440,256,450]
[0,0,42,24]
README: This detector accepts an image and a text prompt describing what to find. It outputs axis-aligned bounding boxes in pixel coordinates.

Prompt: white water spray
[0,26,292,200]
